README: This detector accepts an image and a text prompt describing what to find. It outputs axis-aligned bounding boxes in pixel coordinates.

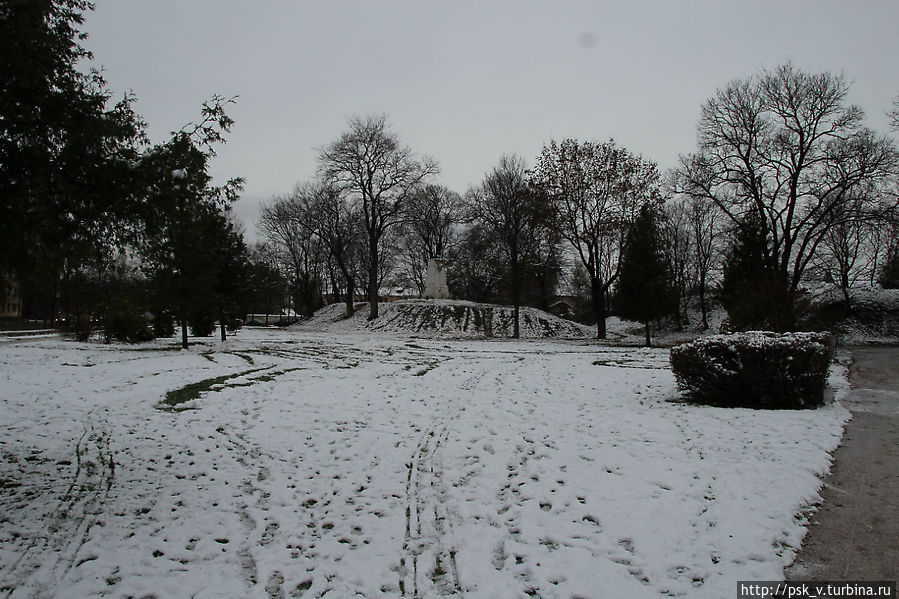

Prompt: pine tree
[878,246,899,289]
[613,205,675,346]
[138,97,244,349]
[1,0,145,319]
[720,213,794,331]
[212,218,251,341]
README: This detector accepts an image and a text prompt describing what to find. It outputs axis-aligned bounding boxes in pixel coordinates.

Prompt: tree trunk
[698,277,709,331]
[344,279,355,318]
[840,271,851,305]
[644,320,651,347]
[179,305,189,349]
[591,276,607,339]
[219,305,226,342]
[511,257,520,339]
[333,252,355,318]
[368,247,379,320]
[329,268,340,306]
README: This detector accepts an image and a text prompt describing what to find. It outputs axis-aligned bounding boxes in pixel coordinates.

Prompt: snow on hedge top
[669,331,833,380]
[295,299,593,339]
[672,331,832,354]
[669,331,834,409]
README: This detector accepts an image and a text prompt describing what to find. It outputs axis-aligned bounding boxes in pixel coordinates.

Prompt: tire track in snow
[399,368,468,598]
[0,421,115,598]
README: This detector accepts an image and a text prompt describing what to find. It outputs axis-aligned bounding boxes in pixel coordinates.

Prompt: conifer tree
[139,97,244,348]
[613,205,675,346]
[1,0,145,318]
[720,214,794,331]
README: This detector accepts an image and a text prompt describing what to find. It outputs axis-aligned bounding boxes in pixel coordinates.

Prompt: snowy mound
[806,286,899,344]
[296,299,593,339]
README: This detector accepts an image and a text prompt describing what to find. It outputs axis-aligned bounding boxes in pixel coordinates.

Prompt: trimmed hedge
[669,331,833,409]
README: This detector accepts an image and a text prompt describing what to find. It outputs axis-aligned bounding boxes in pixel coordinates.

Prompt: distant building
[245,309,300,326]
[383,287,418,302]
[547,296,578,320]
[1,278,22,319]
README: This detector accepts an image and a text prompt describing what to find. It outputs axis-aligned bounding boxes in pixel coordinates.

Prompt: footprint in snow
[261,521,279,546]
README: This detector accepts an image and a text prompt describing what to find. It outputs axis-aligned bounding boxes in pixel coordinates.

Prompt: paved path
[786,346,899,581]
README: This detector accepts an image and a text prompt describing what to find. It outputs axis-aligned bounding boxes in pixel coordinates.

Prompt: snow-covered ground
[0,329,849,598]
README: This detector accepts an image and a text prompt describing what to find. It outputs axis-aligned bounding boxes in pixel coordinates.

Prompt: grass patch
[249,367,304,383]
[132,344,183,352]
[159,368,269,410]
[159,366,306,411]
[229,352,255,365]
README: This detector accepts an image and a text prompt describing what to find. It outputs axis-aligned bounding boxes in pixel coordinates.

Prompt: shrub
[102,300,154,343]
[189,312,216,337]
[669,331,833,409]
[67,313,94,342]
[152,311,175,338]
[226,317,243,332]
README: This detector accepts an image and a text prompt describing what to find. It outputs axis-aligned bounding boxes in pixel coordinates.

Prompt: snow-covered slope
[295,299,593,339]
[806,286,899,344]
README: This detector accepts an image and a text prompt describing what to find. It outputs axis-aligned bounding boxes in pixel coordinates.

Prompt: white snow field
[0,328,849,599]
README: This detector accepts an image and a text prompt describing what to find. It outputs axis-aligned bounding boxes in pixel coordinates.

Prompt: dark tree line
[1,0,143,320]
[0,1,269,347]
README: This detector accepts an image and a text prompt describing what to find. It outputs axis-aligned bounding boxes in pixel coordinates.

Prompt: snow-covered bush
[669,331,833,409]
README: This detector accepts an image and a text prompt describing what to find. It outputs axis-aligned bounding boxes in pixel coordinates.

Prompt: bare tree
[294,181,363,317]
[405,184,462,259]
[526,207,564,311]
[318,115,438,319]
[676,63,898,316]
[465,155,550,338]
[246,242,287,324]
[889,95,899,130]
[814,212,878,303]
[687,196,721,330]
[531,139,661,338]
[257,193,327,317]
[662,199,693,327]
[447,223,505,303]
[399,184,463,295]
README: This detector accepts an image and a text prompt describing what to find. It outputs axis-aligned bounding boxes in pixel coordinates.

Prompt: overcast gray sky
[83,1,899,240]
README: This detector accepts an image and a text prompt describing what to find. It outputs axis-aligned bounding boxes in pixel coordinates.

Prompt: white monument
[424,258,450,299]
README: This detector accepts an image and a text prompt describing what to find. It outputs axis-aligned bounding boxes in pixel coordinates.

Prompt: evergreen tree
[612,205,675,346]
[878,246,899,289]
[211,218,251,341]
[138,97,244,349]
[720,213,794,331]
[1,0,145,319]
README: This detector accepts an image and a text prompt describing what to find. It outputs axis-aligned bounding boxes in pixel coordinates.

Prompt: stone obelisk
[424,258,450,299]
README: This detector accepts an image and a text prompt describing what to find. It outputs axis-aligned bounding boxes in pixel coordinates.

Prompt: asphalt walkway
[785,346,899,581]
